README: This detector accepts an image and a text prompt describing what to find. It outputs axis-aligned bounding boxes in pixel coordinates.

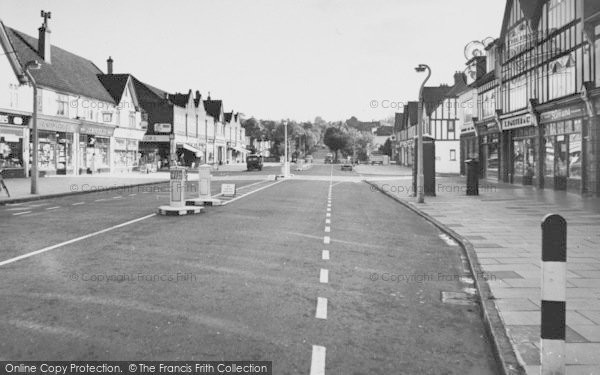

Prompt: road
[0,164,498,374]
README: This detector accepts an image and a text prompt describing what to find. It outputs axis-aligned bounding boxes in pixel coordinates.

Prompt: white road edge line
[320,269,329,283]
[323,236,330,244]
[316,297,328,319]
[0,213,157,267]
[310,345,326,375]
[322,250,329,260]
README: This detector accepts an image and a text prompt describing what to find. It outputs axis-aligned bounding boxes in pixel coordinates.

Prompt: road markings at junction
[0,213,157,267]
[112,196,123,199]
[324,226,330,233]
[221,180,284,206]
[45,206,60,210]
[12,211,32,216]
[322,250,329,260]
[310,345,326,375]
[94,198,108,202]
[72,202,85,206]
[128,193,137,196]
[323,236,330,244]
[320,269,329,284]
[315,297,328,319]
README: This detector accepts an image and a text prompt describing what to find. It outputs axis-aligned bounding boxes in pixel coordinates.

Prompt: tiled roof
[203,99,223,120]
[131,76,170,109]
[406,102,419,126]
[423,86,452,116]
[394,112,404,131]
[224,112,233,122]
[169,92,189,108]
[97,74,130,103]
[7,27,115,103]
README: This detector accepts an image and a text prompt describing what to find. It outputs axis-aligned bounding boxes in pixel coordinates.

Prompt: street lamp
[282,120,290,178]
[23,60,42,195]
[415,63,431,204]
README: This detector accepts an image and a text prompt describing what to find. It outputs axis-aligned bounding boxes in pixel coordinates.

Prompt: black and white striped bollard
[541,214,567,375]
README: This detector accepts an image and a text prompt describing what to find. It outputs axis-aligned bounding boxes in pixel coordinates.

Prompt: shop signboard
[154,123,172,133]
[0,112,29,126]
[501,114,533,131]
[540,105,585,124]
[80,123,116,137]
[38,118,78,133]
[221,183,236,197]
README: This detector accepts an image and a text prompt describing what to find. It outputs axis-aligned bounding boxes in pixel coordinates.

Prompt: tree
[323,127,350,162]
[379,138,393,157]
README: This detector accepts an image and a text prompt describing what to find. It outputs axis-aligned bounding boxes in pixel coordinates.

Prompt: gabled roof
[394,112,404,131]
[131,76,170,109]
[446,73,469,97]
[169,92,190,108]
[6,27,114,103]
[375,126,394,136]
[471,70,496,88]
[97,74,130,103]
[224,112,233,123]
[0,20,27,84]
[405,102,419,126]
[423,86,452,116]
[203,98,223,120]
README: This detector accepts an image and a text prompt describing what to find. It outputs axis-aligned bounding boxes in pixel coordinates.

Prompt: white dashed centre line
[315,297,328,319]
[310,345,326,375]
[112,196,122,199]
[325,219,330,224]
[45,206,60,210]
[320,269,329,284]
[322,250,329,260]
[72,202,85,206]
[323,236,330,244]
[326,213,331,217]
[12,211,32,216]
[128,193,137,196]
[324,226,330,233]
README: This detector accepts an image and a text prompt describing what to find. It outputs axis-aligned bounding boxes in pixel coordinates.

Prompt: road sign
[221,183,236,197]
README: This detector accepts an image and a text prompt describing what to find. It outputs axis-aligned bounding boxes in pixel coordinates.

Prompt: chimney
[454,71,466,86]
[38,10,52,63]
[195,90,201,102]
[107,56,113,74]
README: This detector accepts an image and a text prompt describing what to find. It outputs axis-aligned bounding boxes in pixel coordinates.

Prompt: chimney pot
[107,56,113,74]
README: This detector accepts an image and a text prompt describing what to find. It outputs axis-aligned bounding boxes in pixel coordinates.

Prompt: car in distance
[246,155,263,171]
[304,155,313,163]
[324,153,334,164]
[341,161,353,171]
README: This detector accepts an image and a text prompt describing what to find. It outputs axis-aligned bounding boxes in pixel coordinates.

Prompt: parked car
[246,155,263,171]
[341,162,353,171]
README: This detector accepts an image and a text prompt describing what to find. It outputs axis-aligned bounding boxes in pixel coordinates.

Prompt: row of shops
[0,111,146,177]
[460,98,593,195]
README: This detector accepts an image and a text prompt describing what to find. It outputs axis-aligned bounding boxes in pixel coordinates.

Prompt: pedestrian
[0,169,9,197]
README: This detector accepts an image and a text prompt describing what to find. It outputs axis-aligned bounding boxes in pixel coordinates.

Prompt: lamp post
[23,60,41,195]
[282,120,290,178]
[415,64,431,204]
[204,118,208,164]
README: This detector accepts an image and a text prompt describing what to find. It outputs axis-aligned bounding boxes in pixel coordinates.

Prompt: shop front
[538,104,585,193]
[459,120,478,176]
[79,122,115,174]
[140,134,170,170]
[36,116,79,176]
[476,119,501,181]
[0,112,30,178]
[112,127,145,173]
[500,112,537,186]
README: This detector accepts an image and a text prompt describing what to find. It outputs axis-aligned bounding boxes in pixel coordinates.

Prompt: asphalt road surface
[0,165,498,374]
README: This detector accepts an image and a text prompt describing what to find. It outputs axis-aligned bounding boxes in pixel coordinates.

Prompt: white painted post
[541,213,567,375]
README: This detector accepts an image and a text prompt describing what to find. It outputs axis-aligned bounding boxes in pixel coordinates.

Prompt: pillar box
[186,164,222,206]
[158,166,202,216]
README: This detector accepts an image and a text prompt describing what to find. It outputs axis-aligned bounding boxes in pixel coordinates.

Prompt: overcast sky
[1,0,505,123]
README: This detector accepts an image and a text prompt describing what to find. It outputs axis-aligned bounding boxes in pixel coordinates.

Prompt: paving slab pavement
[369,174,600,375]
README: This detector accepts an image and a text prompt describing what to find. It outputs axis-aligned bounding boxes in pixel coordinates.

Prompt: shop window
[544,137,555,177]
[0,135,23,168]
[102,113,112,123]
[568,133,581,179]
[449,149,456,161]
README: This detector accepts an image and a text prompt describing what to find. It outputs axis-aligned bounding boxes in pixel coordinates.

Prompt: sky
[0,0,505,123]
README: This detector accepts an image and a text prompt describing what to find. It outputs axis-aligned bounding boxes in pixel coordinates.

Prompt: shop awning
[179,143,203,156]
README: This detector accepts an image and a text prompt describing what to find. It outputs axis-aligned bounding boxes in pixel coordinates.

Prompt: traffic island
[158,167,204,217]
[185,164,222,206]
